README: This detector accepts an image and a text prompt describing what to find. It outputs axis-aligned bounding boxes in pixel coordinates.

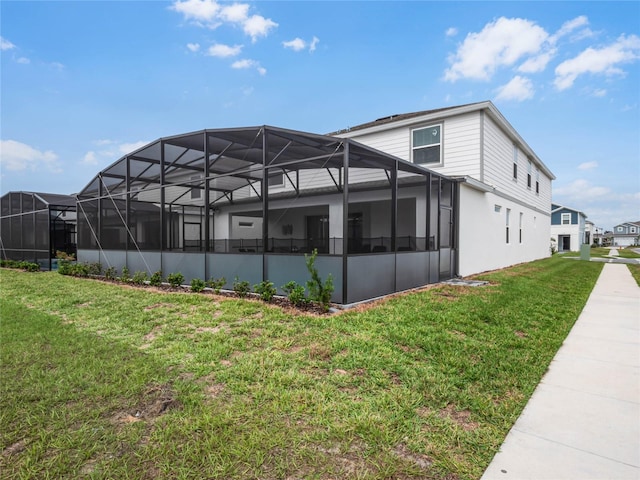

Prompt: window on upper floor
[190,175,201,199]
[512,145,518,180]
[561,213,571,225]
[412,125,441,165]
[527,160,532,188]
[631,226,637,233]
[268,172,284,188]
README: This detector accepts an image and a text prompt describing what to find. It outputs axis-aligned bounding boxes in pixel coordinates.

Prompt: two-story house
[332,101,555,276]
[73,101,555,304]
[611,221,640,247]
[550,204,587,252]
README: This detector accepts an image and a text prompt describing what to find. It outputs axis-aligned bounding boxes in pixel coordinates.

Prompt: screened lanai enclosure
[77,126,458,304]
[0,191,77,270]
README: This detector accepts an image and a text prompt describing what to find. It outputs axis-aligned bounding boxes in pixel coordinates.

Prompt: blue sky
[1,0,638,230]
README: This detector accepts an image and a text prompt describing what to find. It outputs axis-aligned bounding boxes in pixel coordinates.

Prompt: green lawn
[562,247,640,259]
[0,256,603,479]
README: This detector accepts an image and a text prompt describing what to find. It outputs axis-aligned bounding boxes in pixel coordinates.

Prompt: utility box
[580,244,591,261]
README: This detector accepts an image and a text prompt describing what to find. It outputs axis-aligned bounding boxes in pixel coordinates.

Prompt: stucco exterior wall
[457,184,550,276]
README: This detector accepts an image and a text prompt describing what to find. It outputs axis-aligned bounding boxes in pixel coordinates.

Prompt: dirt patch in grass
[440,404,479,431]
[1,439,28,457]
[143,302,172,311]
[393,443,432,470]
[112,384,181,425]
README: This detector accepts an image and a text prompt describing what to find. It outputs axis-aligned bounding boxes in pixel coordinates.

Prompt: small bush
[104,266,117,280]
[58,259,72,275]
[70,263,90,278]
[233,277,251,298]
[149,270,163,287]
[1,260,40,272]
[305,249,334,311]
[132,271,148,285]
[254,280,276,302]
[120,266,131,283]
[55,250,75,261]
[167,272,185,288]
[87,262,102,276]
[190,278,206,293]
[282,280,307,307]
[206,276,226,294]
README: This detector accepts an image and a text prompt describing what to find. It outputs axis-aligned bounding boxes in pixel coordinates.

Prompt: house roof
[330,100,555,181]
[78,125,451,205]
[551,203,587,218]
[0,191,76,209]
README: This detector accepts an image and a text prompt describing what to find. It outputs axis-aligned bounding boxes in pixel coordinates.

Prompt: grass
[628,264,640,286]
[0,256,603,479]
[562,246,640,259]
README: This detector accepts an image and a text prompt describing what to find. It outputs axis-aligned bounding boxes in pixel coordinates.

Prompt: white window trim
[561,213,571,225]
[411,124,443,166]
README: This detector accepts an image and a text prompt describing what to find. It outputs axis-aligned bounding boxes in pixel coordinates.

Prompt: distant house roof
[551,204,587,218]
[31,192,77,208]
[329,100,555,181]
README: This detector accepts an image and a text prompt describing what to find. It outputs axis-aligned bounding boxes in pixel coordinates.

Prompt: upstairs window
[190,175,201,199]
[535,168,540,194]
[527,160,532,188]
[561,213,571,225]
[412,125,441,164]
[513,145,518,180]
[268,172,284,187]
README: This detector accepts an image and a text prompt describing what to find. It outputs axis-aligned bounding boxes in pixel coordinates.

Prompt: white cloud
[517,49,556,73]
[219,3,249,23]
[554,179,610,201]
[446,27,458,37]
[119,141,148,155]
[283,38,305,52]
[187,42,200,52]
[554,34,640,90]
[445,17,549,81]
[0,139,61,173]
[207,43,242,58]
[81,151,98,166]
[0,36,15,51]
[171,0,277,42]
[578,161,598,170]
[283,36,319,53]
[242,15,278,43]
[550,15,589,43]
[16,57,30,64]
[231,59,266,75]
[495,75,535,101]
[591,88,607,97]
[171,0,220,24]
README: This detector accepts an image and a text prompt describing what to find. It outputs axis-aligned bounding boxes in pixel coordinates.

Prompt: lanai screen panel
[76,126,457,304]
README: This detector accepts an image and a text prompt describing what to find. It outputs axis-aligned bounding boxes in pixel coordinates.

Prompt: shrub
[70,263,90,277]
[58,259,72,275]
[282,280,307,307]
[254,280,276,302]
[149,270,163,287]
[190,278,206,293]
[1,260,40,272]
[55,250,75,261]
[305,249,334,311]
[207,276,226,294]
[104,266,117,280]
[132,271,148,285]
[233,277,251,298]
[167,272,185,288]
[120,266,131,283]
[87,262,102,276]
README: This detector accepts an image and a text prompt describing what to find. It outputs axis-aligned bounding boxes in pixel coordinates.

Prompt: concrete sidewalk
[481,263,640,480]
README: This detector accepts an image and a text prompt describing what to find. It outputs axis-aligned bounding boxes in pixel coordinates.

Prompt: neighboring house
[0,191,77,269]
[550,204,587,252]
[332,100,555,276]
[586,220,605,246]
[611,221,640,247]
